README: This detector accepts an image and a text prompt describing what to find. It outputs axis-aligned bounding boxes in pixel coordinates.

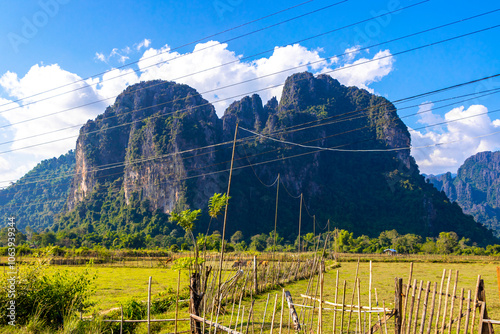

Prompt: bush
[0,248,96,327]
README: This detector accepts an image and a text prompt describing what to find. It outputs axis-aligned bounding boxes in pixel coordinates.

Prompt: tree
[230,230,244,245]
[436,232,458,254]
[169,209,202,267]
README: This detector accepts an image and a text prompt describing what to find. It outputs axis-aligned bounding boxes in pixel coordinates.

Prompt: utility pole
[218,123,238,297]
[298,193,302,254]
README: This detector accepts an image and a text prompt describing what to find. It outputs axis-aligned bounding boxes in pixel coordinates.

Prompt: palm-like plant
[169,209,202,268]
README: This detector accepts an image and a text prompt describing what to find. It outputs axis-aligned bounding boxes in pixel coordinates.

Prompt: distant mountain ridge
[2,72,497,245]
[427,151,500,234]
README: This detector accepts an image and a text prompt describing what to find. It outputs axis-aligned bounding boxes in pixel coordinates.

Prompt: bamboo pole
[440,270,452,333]
[148,276,152,334]
[260,294,270,334]
[241,306,245,333]
[347,259,360,331]
[280,289,285,334]
[270,294,279,334]
[357,278,362,334]
[406,279,417,334]
[419,281,431,334]
[191,314,243,334]
[427,284,439,334]
[318,263,324,334]
[402,263,414,331]
[120,304,123,334]
[383,300,388,334]
[434,269,447,334]
[246,300,255,334]
[447,271,459,333]
[375,289,383,334]
[412,280,423,334]
[333,270,339,334]
[470,275,481,334]
[341,280,347,333]
[176,271,180,334]
[464,290,471,334]
[369,261,373,334]
[456,288,464,334]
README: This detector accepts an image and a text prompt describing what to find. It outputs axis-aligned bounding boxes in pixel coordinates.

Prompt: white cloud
[416,102,444,126]
[344,45,361,62]
[325,49,394,93]
[138,42,393,116]
[411,104,500,174]
[95,52,106,63]
[0,64,108,181]
[136,39,151,51]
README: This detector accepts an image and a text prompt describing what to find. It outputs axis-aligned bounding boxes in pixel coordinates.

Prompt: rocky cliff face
[68,80,222,213]
[428,151,500,233]
[60,72,496,244]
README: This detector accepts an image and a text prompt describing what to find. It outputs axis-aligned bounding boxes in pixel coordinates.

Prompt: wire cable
[0,0,323,110]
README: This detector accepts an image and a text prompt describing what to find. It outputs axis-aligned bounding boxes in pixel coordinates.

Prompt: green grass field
[40,258,500,333]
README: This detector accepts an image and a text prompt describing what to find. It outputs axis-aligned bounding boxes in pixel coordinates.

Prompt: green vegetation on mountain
[428,151,500,234]
[0,150,75,231]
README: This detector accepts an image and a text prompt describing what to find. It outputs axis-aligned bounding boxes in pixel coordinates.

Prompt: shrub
[0,248,96,327]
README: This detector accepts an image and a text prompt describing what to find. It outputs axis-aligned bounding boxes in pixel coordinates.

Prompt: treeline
[2,226,500,257]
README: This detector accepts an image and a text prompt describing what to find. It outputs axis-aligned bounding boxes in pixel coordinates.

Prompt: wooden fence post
[285,291,301,331]
[254,256,258,294]
[395,278,403,334]
[477,279,494,334]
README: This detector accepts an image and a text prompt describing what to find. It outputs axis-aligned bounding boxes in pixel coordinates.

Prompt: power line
[0,0,322,110]
[0,0,349,115]
[0,0,439,130]
[2,78,499,189]
[3,21,499,157]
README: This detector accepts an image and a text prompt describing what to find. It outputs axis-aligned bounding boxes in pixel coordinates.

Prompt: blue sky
[0,0,499,184]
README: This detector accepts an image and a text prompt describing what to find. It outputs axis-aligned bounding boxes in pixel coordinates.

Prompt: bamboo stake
[333,270,339,334]
[235,291,244,331]
[456,288,464,334]
[440,270,452,333]
[357,278,362,334]
[464,290,471,334]
[419,281,431,334]
[229,293,236,329]
[260,294,270,334]
[341,280,346,333]
[434,269,447,334]
[347,259,360,331]
[246,300,255,334]
[120,304,123,334]
[375,289,383,334]
[270,294,279,334]
[148,276,152,334]
[383,300,388,334]
[470,275,481,334]
[209,297,216,334]
[412,280,423,334]
[407,279,417,334]
[447,271,459,333]
[427,282,438,334]
[176,271,180,334]
[318,263,324,334]
[241,306,245,333]
[280,289,285,334]
[369,261,373,334]
[402,263,414,331]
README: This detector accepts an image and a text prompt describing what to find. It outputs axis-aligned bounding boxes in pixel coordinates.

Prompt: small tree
[169,209,201,268]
